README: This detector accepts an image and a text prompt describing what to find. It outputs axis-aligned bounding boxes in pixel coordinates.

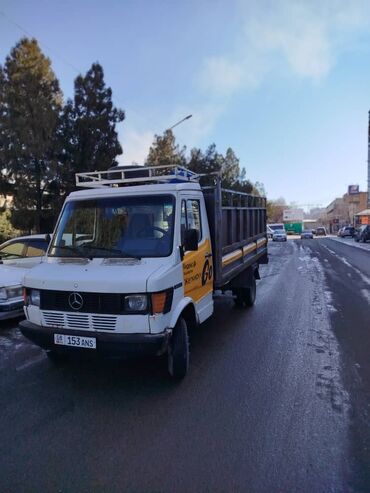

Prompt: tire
[168,317,189,380]
[233,277,257,308]
[244,277,257,306]
[234,291,244,308]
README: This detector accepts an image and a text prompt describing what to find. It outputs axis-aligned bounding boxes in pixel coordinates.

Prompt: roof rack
[75,165,199,188]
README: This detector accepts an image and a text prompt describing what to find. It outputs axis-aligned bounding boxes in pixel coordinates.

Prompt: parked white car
[0,265,27,320]
[0,235,50,320]
[272,229,287,242]
[0,234,50,267]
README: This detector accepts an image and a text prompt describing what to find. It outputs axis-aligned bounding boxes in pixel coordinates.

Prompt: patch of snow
[361,288,370,305]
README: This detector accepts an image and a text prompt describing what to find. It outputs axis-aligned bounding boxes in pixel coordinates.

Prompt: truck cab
[20,166,267,379]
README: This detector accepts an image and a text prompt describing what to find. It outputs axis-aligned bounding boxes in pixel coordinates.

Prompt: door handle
[205,252,212,258]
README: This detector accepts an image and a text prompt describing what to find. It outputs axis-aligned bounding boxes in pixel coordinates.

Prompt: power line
[0,9,81,74]
[0,10,127,111]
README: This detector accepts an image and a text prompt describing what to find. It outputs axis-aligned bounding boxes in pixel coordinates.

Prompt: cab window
[187,200,202,242]
[180,199,202,243]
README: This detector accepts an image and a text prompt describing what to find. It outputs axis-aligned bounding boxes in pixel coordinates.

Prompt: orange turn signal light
[151,291,167,314]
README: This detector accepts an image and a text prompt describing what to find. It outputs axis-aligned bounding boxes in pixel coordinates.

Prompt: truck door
[181,198,213,322]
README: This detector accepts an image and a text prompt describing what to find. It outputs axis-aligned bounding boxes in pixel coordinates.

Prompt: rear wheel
[168,317,189,380]
[233,277,257,308]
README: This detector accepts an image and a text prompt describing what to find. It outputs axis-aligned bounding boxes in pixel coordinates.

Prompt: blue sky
[1,0,370,207]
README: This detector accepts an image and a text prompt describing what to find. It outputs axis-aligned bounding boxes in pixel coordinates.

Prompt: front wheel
[168,317,189,380]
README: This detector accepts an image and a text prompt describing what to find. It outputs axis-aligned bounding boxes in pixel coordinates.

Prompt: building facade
[324,191,368,233]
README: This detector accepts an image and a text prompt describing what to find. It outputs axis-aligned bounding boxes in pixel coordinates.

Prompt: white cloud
[199,58,244,96]
[199,0,370,96]
[118,2,370,157]
[118,127,154,165]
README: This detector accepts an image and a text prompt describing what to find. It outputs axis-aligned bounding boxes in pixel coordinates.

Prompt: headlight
[29,289,41,307]
[0,287,7,301]
[124,294,148,312]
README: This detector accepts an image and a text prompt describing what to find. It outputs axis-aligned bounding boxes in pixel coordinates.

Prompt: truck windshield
[49,194,175,258]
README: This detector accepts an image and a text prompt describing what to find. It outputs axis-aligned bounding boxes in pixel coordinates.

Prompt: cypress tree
[0,38,62,233]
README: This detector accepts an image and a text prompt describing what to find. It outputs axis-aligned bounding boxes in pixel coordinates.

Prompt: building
[324,189,368,233]
[355,208,370,225]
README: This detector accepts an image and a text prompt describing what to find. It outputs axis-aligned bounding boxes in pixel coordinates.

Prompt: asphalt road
[0,239,369,493]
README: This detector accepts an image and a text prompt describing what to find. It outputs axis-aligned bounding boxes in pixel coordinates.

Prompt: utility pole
[367,111,370,207]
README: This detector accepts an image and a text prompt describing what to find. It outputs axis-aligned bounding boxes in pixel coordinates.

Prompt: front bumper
[19,320,171,357]
[0,299,24,321]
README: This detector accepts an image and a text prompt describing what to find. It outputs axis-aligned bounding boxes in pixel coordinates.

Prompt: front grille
[40,290,124,315]
[42,311,117,331]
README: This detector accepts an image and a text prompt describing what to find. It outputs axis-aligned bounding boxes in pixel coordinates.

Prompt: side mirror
[183,228,198,252]
[45,233,51,244]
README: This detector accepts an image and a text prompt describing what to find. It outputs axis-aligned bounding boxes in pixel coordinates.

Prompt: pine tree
[222,148,240,188]
[146,129,186,167]
[59,63,125,196]
[0,38,62,233]
[188,144,255,193]
[0,65,8,198]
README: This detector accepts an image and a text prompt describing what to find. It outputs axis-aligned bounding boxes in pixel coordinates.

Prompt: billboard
[283,209,304,221]
[348,185,359,195]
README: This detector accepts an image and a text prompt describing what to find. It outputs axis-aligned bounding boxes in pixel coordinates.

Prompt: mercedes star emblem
[68,292,84,310]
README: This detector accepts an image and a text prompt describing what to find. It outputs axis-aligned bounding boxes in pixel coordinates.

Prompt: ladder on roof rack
[75,165,199,188]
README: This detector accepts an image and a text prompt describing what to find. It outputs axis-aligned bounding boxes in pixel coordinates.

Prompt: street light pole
[168,114,192,131]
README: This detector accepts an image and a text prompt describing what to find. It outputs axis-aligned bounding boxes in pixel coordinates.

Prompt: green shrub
[0,210,19,244]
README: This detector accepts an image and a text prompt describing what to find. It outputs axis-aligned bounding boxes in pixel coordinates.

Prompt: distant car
[301,229,314,239]
[339,226,356,238]
[315,227,327,236]
[354,224,370,243]
[0,234,50,321]
[267,225,273,239]
[268,223,285,234]
[272,229,287,242]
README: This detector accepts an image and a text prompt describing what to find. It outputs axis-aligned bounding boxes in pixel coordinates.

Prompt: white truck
[20,165,268,379]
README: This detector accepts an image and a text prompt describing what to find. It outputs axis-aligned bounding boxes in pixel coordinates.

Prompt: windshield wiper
[80,245,142,260]
[119,250,142,260]
[49,244,90,258]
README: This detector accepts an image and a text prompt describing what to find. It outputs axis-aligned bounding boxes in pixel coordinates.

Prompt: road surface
[0,238,369,492]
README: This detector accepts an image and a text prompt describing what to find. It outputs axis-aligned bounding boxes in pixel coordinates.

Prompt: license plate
[54,334,96,349]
